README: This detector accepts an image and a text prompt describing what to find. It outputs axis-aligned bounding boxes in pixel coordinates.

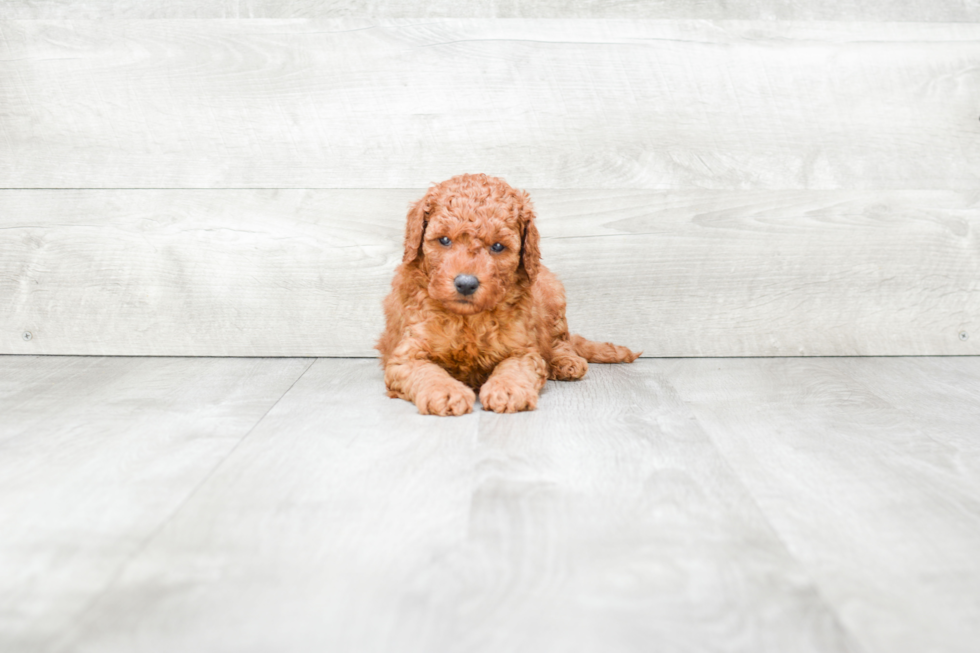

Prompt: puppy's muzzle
[454,274,480,296]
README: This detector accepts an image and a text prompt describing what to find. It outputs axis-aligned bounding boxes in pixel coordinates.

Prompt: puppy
[377,174,639,416]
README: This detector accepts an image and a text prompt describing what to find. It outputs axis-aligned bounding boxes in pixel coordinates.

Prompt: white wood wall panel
[2,20,979,189]
[2,189,977,356]
[3,1,980,21]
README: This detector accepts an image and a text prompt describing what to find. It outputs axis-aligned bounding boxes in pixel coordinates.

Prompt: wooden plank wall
[1,4,979,356]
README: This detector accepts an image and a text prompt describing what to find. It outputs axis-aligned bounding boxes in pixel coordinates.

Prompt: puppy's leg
[548,339,589,381]
[385,342,475,416]
[479,352,548,413]
[530,268,588,381]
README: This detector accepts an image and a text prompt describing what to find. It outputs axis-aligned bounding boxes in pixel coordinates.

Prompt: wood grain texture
[2,0,979,21]
[667,357,980,653]
[2,189,977,356]
[57,358,859,653]
[2,20,979,189]
[0,355,312,653]
[4,356,979,651]
[58,358,485,653]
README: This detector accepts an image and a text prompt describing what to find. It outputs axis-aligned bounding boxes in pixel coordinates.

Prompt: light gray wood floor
[2,355,978,653]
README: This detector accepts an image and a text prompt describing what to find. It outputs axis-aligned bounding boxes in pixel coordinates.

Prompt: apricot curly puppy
[377,174,640,416]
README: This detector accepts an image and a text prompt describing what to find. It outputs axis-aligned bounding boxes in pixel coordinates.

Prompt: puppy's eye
[438,236,451,246]
[490,242,505,253]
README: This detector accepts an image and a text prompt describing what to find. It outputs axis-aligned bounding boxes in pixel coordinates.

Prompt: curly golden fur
[377,174,639,416]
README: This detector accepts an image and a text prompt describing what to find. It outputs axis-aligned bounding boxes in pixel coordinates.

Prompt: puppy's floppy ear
[517,190,541,282]
[403,189,433,264]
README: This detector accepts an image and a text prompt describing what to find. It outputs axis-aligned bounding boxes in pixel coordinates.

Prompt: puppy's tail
[570,334,641,363]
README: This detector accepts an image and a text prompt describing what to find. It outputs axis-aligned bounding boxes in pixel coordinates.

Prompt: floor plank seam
[671,378,871,653]
[45,357,318,651]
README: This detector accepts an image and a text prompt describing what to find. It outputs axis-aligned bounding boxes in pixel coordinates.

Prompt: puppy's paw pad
[479,382,538,413]
[416,382,475,416]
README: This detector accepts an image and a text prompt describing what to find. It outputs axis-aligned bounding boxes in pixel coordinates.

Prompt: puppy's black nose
[454,274,479,296]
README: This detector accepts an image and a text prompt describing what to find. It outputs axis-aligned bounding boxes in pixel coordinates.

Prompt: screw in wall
[960,331,970,341]
[22,331,33,341]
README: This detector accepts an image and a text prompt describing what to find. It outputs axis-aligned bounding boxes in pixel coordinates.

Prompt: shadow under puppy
[377,174,639,416]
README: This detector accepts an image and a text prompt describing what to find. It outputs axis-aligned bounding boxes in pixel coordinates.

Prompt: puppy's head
[402,174,540,315]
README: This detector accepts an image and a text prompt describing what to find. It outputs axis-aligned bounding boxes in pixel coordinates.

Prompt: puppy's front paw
[550,355,588,381]
[480,379,539,413]
[415,380,475,416]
